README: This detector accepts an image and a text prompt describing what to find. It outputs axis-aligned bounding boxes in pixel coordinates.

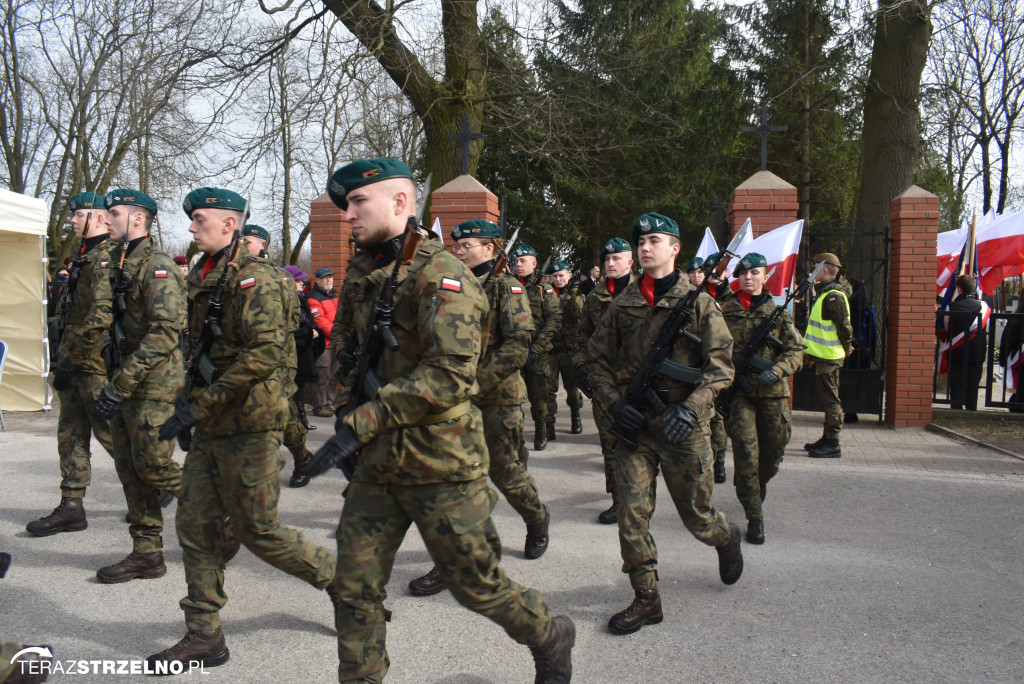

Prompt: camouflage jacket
[184,249,290,438]
[519,276,562,353]
[720,292,805,398]
[812,275,854,355]
[475,272,534,407]
[58,239,117,374]
[106,237,186,400]
[551,286,583,354]
[337,239,489,484]
[574,274,634,368]
[330,276,355,368]
[588,270,734,426]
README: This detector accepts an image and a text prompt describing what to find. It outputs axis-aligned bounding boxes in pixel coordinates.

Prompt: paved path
[1,403,1021,683]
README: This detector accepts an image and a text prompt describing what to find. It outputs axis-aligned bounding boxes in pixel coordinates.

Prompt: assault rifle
[608,230,746,448]
[526,255,552,289]
[107,215,133,378]
[51,213,92,361]
[483,225,521,287]
[714,261,824,419]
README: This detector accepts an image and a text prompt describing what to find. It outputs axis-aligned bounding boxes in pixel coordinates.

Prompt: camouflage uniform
[588,271,735,591]
[520,277,562,426]
[54,237,118,498]
[575,275,634,504]
[105,237,187,552]
[809,276,853,440]
[332,240,553,682]
[476,270,545,526]
[547,285,584,421]
[278,273,310,463]
[720,292,806,521]
[176,248,336,631]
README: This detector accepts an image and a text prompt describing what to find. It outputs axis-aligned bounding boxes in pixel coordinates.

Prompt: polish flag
[696,227,719,260]
[936,224,967,295]
[729,219,805,296]
[976,210,1024,294]
[722,218,753,278]
[936,300,992,374]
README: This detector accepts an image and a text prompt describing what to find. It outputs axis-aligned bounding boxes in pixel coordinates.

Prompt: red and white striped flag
[729,219,805,296]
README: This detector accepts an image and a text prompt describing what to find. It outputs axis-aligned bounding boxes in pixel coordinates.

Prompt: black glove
[526,345,541,366]
[52,359,77,392]
[334,405,351,435]
[158,394,198,442]
[577,365,592,399]
[661,404,698,447]
[309,425,363,480]
[610,399,646,433]
[94,385,124,421]
[758,367,781,386]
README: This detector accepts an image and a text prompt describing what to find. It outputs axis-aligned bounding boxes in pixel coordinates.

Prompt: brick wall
[727,170,799,238]
[885,186,939,427]
[430,175,500,251]
[309,192,353,282]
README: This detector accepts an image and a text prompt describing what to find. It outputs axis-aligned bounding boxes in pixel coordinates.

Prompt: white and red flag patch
[441,277,462,292]
[510,285,523,294]
[240,277,256,289]
[154,269,168,278]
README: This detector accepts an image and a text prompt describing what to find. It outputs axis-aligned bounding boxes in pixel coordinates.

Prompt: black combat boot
[570,409,582,434]
[597,500,618,525]
[146,628,230,672]
[746,519,765,544]
[525,506,550,559]
[97,551,167,583]
[26,497,87,536]
[530,615,575,684]
[808,439,841,458]
[408,566,446,596]
[804,435,826,450]
[534,423,547,451]
[546,422,556,441]
[289,451,312,488]
[608,587,663,635]
[713,458,726,484]
[716,523,744,585]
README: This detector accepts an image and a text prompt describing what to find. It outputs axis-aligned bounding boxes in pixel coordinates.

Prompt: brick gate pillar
[727,170,799,239]
[430,175,500,252]
[309,192,353,282]
[885,186,939,427]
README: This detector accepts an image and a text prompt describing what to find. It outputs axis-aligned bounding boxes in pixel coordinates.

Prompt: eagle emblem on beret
[639,218,651,231]
[329,178,346,197]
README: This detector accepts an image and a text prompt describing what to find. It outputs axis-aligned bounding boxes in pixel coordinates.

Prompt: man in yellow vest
[804,253,853,458]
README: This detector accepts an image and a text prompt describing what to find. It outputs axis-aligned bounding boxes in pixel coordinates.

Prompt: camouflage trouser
[593,399,617,499]
[56,371,115,498]
[815,361,843,440]
[176,431,336,630]
[108,398,183,553]
[522,355,555,424]
[480,404,545,526]
[615,424,730,591]
[333,477,552,683]
[282,393,308,462]
[710,410,727,467]
[546,350,583,419]
[724,395,791,521]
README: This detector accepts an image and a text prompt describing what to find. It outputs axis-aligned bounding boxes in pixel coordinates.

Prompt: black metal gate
[790,222,890,418]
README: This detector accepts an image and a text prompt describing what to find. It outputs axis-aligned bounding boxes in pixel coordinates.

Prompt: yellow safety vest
[805,289,849,360]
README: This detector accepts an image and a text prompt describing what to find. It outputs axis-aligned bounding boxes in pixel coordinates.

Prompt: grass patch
[931,409,1024,455]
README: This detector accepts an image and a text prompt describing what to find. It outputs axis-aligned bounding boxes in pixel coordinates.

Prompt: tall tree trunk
[854,0,931,230]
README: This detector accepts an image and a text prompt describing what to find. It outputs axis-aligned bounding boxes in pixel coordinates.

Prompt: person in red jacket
[307,267,339,417]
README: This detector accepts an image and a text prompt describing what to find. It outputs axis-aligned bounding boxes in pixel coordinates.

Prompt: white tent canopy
[0,188,50,411]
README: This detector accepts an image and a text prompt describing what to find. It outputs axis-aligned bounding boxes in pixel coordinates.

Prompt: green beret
[67,192,104,212]
[512,243,537,258]
[243,224,269,242]
[546,259,571,275]
[600,237,632,262]
[704,252,723,270]
[105,188,158,215]
[632,212,679,244]
[182,187,247,218]
[684,256,704,272]
[451,219,501,241]
[735,252,768,274]
[327,158,414,210]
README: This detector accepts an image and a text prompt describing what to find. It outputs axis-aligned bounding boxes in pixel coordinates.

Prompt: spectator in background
[172,255,190,277]
[307,266,338,417]
[944,274,988,411]
[580,264,601,296]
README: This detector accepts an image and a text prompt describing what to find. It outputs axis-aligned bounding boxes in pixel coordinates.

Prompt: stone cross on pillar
[446,115,484,176]
[742,106,788,171]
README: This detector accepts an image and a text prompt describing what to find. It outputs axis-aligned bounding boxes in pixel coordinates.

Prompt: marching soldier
[575,237,634,524]
[512,244,562,451]
[147,188,336,671]
[407,218,552,597]
[546,260,584,436]
[92,189,187,582]
[27,192,116,537]
[310,159,574,683]
[803,252,852,458]
[719,253,805,544]
[588,212,743,635]
[686,256,728,484]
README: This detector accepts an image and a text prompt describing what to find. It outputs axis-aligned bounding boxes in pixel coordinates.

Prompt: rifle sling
[408,400,472,427]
